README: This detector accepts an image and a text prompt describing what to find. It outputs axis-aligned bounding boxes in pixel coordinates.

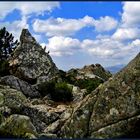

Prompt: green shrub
[38,81,55,97]
[53,82,73,102]
[61,71,103,94]
[38,81,73,102]
[75,78,103,94]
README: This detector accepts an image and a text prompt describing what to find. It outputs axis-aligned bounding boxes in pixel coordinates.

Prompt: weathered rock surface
[59,52,140,138]
[67,64,112,81]
[0,84,72,138]
[22,104,60,133]
[0,28,139,139]
[0,85,38,138]
[0,85,27,112]
[0,75,40,98]
[59,64,110,100]
[44,107,72,134]
[9,29,60,85]
[68,84,87,102]
[0,114,37,138]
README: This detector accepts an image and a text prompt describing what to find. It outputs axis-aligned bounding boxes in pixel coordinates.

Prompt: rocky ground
[0,29,139,139]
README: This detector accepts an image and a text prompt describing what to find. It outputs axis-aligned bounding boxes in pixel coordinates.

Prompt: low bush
[53,82,73,102]
[38,81,73,102]
[75,78,103,94]
[60,71,103,94]
[38,81,55,97]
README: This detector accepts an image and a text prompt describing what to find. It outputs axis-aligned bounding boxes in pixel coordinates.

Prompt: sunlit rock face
[9,29,60,85]
[59,52,140,138]
[67,64,112,82]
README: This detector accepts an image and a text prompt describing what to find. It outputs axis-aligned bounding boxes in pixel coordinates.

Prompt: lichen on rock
[9,29,60,85]
[0,85,27,112]
[59,52,140,138]
[0,114,37,138]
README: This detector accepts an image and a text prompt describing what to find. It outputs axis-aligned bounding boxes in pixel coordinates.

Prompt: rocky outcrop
[59,64,111,99]
[9,29,60,85]
[44,108,72,134]
[0,75,40,98]
[82,64,112,80]
[0,85,37,138]
[0,50,140,139]
[59,52,140,138]
[0,84,73,138]
[67,64,112,81]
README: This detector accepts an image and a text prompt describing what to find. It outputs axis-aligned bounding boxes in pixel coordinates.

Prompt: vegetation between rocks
[59,70,103,94]
[38,81,73,102]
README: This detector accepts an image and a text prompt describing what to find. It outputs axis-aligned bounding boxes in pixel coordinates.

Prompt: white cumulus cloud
[42,35,139,59]
[33,15,118,36]
[94,16,118,32]
[33,16,93,37]
[42,36,81,56]
[0,2,60,19]
[122,2,140,27]
[0,16,29,40]
[112,2,140,41]
[112,28,140,41]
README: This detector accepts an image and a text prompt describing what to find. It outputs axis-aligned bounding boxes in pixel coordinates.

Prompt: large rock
[22,104,60,133]
[44,107,72,134]
[0,75,40,98]
[68,84,87,102]
[9,29,60,85]
[59,52,140,138]
[0,85,27,112]
[0,114,37,138]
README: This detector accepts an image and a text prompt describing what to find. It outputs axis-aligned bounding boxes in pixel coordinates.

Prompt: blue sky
[0,2,140,70]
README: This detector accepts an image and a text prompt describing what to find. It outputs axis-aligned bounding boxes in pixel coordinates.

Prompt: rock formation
[9,29,60,85]
[59,52,140,138]
[59,64,111,99]
[0,75,40,98]
[0,84,72,138]
[67,64,112,81]
[0,28,139,139]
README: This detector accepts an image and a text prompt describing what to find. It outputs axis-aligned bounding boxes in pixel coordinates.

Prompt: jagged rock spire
[20,29,36,43]
[9,29,60,84]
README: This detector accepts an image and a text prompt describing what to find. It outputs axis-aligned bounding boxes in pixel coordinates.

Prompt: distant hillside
[59,64,112,95]
[106,64,125,74]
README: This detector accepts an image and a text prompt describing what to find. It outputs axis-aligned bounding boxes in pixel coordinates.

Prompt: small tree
[0,27,19,76]
[0,27,19,61]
